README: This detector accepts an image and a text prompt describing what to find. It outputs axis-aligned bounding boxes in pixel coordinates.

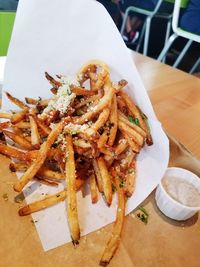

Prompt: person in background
[97,0,122,29]
[0,0,18,11]
[119,0,173,43]
[180,0,200,35]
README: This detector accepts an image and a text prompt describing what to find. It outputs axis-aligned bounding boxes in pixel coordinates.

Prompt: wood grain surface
[132,51,200,159]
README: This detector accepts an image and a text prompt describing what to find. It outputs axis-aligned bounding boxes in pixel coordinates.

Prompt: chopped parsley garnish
[137,206,149,224]
[76,110,85,116]
[30,219,38,223]
[41,136,47,143]
[108,122,114,129]
[52,141,58,148]
[119,177,126,188]
[128,116,140,126]
[71,130,77,136]
[2,193,8,201]
[128,169,134,174]
[112,184,116,193]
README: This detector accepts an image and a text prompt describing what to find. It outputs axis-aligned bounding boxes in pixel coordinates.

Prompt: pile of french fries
[0,60,153,266]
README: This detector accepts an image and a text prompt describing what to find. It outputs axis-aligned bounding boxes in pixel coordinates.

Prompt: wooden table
[1,52,200,267]
[132,51,200,160]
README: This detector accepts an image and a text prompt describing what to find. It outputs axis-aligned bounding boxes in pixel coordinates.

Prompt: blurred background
[97,0,200,76]
[0,0,199,77]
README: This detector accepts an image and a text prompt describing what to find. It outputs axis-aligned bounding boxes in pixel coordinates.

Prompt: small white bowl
[155,167,200,221]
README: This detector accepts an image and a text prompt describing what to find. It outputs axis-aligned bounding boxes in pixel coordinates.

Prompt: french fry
[14,121,31,129]
[34,116,51,136]
[118,90,146,131]
[100,176,126,266]
[136,107,153,145]
[3,130,34,150]
[78,60,109,84]
[124,169,136,197]
[103,154,114,167]
[100,147,114,158]
[97,157,112,206]
[73,139,91,149]
[0,112,12,119]
[92,159,103,193]
[114,139,128,156]
[19,190,66,216]
[9,162,65,180]
[18,178,84,216]
[118,120,144,147]
[108,94,118,146]
[75,94,101,109]
[71,86,96,96]
[11,108,29,124]
[25,97,38,105]
[89,173,99,204]
[12,126,32,143]
[116,96,128,114]
[37,166,65,180]
[65,134,80,244]
[45,110,60,126]
[25,97,49,106]
[0,121,10,131]
[0,143,29,161]
[13,121,64,192]
[85,108,110,137]
[92,69,109,91]
[118,111,147,138]
[120,130,140,153]
[73,86,115,124]
[125,148,136,169]
[29,115,40,148]
[5,91,28,109]
[35,176,59,187]
[97,130,109,149]
[45,72,62,88]
[113,79,128,92]
[50,87,58,95]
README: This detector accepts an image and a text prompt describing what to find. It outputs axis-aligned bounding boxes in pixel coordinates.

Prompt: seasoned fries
[100,175,126,266]
[65,134,80,244]
[97,157,112,206]
[13,122,64,192]
[0,60,153,266]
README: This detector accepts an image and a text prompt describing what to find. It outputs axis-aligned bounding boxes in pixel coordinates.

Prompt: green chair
[0,11,16,56]
[157,0,200,68]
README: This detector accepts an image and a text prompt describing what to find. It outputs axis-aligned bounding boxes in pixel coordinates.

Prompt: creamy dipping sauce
[162,176,200,207]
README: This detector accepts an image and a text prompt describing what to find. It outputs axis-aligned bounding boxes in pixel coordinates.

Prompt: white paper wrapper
[2,0,169,251]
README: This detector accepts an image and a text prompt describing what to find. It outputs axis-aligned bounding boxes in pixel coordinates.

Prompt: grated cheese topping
[43,75,78,115]
[64,122,89,133]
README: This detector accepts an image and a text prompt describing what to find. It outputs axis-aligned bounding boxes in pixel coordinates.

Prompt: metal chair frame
[120,0,172,56]
[157,0,200,69]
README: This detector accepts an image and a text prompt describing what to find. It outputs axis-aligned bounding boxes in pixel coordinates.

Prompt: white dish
[155,167,200,221]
